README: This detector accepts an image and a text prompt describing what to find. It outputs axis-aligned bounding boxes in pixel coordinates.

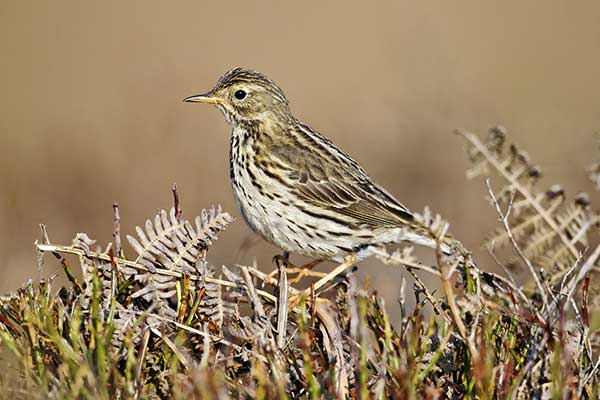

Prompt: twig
[172,183,182,221]
[247,263,300,295]
[398,276,407,327]
[240,266,266,321]
[185,287,206,325]
[468,264,483,346]
[307,254,355,294]
[486,244,530,308]
[177,273,191,323]
[286,255,356,311]
[485,179,549,314]
[564,242,600,307]
[406,269,452,325]
[150,327,190,369]
[579,355,600,396]
[581,274,591,327]
[199,323,211,369]
[113,202,121,256]
[314,302,350,399]
[309,283,317,327]
[135,311,268,363]
[37,225,83,294]
[436,236,470,346]
[372,247,441,277]
[134,327,150,400]
[107,249,118,323]
[559,257,580,296]
[275,258,288,349]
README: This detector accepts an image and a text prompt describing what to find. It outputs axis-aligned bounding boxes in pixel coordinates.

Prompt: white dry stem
[485,179,549,315]
[275,260,288,350]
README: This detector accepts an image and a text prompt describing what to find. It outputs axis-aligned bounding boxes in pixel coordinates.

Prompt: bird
[184,68,450,265]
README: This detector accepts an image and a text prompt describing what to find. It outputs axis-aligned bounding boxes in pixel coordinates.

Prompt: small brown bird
[185,68,446,263]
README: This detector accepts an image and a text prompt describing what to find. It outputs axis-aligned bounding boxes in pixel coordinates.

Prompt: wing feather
[264,123,415,228]
[295,178,413,227]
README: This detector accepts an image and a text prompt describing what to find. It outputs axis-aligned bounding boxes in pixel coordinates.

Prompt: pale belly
[232,174,337,259]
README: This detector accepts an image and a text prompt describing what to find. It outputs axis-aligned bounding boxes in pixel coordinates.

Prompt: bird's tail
[394,220,458,256]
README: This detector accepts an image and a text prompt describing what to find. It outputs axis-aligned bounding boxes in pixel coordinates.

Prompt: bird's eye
[234,89,247,100]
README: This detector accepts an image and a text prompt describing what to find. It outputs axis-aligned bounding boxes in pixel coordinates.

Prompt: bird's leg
[266,253,325,284]
[296,258,325,270]
[266,252,292,283]
[286,258,325,284]
[265,254,287,283]
[306,254,356,294]
[288,254,356,310]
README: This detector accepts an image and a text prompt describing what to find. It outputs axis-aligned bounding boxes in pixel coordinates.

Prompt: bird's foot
[288,254,357,310]
[286,266,326,284]
[266,252,325,284]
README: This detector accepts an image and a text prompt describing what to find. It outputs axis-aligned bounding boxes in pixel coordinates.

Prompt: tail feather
[399,228,455,255]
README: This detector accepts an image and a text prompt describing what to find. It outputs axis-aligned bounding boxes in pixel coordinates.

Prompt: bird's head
[184,68,291,125]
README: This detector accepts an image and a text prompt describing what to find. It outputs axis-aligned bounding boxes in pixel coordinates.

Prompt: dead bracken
[0,128,599,399]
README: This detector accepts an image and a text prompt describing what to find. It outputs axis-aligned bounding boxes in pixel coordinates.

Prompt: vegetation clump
[0,128,599,399]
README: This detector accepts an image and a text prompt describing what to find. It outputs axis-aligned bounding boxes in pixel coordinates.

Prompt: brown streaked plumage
[185,68,444,262]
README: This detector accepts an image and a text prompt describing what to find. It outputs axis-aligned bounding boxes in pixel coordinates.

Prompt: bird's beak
[183,92,226,105]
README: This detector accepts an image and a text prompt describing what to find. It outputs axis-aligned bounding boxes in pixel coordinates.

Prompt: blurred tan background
[1,1,599,299]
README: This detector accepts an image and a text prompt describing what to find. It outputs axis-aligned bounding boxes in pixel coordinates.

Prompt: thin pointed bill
[183,93,226,104]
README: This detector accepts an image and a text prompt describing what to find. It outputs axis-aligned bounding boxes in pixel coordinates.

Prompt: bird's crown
[214,68,288,105]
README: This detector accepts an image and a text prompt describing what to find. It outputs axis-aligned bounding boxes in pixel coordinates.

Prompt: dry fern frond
[37,205,235,329]
[73,232,116,309]
[457,127,600,283]
[124,206,233,319]
[126,206,232,274]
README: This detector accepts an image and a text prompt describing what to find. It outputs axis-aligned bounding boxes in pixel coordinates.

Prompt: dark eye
[234,89,247,100]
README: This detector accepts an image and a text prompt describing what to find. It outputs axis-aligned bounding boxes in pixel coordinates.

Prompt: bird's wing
[269,133,414,228]
[293,170,415,228]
